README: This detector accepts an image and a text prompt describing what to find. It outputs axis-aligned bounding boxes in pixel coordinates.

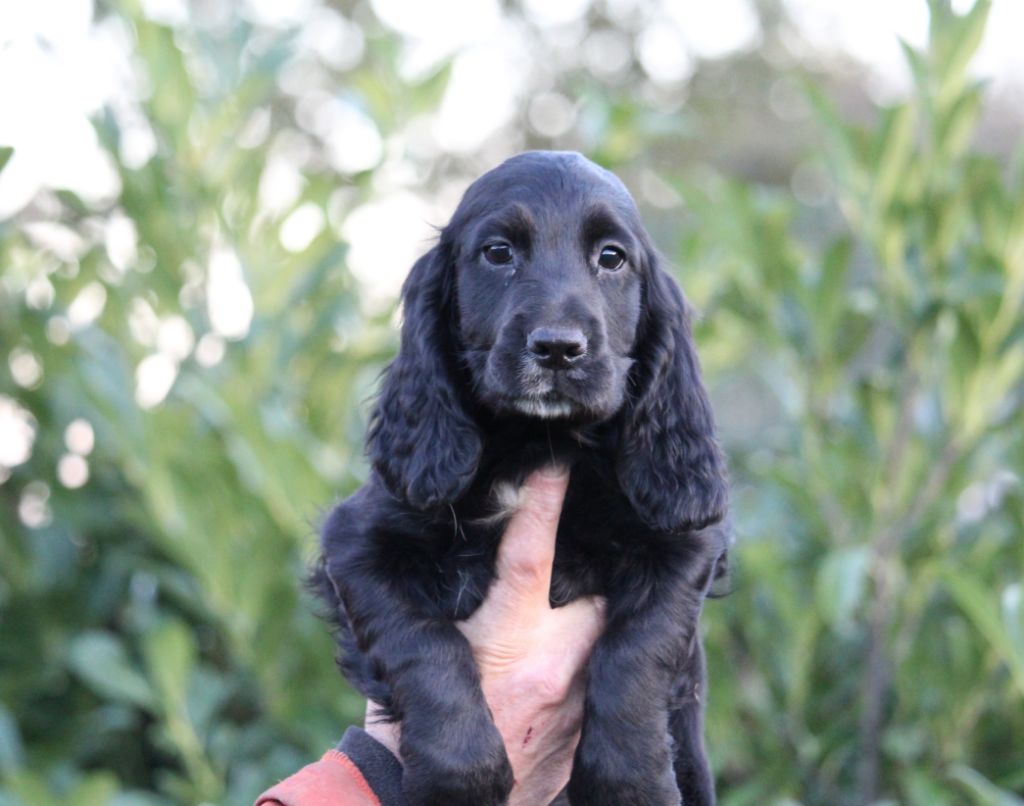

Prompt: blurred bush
[0,1,1021,804]
[694,4,1024,802]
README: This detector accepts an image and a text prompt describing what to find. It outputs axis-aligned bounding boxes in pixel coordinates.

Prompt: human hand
[366,466,605,806]
[458,466,605,805]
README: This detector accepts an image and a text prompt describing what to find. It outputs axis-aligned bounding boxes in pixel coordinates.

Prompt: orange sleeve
[255,750,381,806]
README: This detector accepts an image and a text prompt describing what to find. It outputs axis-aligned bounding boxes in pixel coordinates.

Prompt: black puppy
[314,151,729,806]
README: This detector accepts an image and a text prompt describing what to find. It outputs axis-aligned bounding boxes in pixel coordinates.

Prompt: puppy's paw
[402,725,513,806]
[567,769,681,806]
[568,737,681,806]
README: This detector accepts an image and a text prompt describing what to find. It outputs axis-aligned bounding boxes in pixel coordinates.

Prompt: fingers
[556,595,606,663]
[490,466,569,615]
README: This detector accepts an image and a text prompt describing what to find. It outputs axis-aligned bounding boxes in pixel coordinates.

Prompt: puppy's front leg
[327,559,512,806]
[383,620,513,805]
[567,564,708,806]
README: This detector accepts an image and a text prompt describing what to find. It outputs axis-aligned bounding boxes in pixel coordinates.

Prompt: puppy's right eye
[483,243,513,265]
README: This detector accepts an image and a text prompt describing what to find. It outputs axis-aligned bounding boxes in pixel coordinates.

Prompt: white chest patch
[471,480,523,526]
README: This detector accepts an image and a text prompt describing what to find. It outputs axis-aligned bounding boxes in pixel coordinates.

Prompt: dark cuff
[337,726,406,806]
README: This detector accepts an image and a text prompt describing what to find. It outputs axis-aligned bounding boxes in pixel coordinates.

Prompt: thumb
[490,466,569,612]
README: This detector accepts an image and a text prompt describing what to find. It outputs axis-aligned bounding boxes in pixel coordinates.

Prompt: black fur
[315,151,729,806]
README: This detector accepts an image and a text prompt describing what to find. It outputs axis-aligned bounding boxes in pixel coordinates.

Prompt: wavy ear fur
[617,258,728,533]
[367,243,482,509]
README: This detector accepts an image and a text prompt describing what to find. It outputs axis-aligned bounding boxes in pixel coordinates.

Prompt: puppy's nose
[527,327,587,369]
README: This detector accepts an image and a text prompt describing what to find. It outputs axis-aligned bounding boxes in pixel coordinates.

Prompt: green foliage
[694,3,1024,802]
[0,5,386,803]
[0,2,1021,804]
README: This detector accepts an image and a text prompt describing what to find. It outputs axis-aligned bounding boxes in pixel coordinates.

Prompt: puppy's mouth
[511,393,575,419]
[490,376,611,423]
[508,356,595,419]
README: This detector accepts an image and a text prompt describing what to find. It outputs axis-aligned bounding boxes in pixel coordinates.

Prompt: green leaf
[949,310,981,388]
[111,793,175,806]
[1004,188,1024,290]
[140,620,222,800]
[1002,583,1024,660]
[0,146,12,175]
[0,705,23,773]
[67,632,158,711]
[1,772,58,806]
[66,773,120,806]
[937,1,992,110]
[815,546,871,631]
[815,236,852,336]
[872,104,916,215]
[904,768,956,806]
[900,39,930,103]
[142,620,196,708]
[943,571,1024,697]
[949,764,1024,806]
[803,79,866,199]
[936,84,984,161]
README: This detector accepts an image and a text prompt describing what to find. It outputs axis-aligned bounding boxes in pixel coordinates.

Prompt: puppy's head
[367,151,727,531]
[451,151,642,422]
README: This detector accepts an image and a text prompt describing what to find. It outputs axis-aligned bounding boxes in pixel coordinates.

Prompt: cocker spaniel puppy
[314,151,729,806]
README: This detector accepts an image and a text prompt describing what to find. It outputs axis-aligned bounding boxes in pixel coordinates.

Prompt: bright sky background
[1,0,1022,430]
[1,0,1022,220]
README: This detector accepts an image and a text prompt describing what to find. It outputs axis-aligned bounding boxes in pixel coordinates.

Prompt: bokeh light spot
[0,396,36,468]
[58,453,89,488]
[65,418,95,455]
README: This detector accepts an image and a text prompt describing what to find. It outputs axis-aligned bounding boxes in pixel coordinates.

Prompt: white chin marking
[513,398,574,419]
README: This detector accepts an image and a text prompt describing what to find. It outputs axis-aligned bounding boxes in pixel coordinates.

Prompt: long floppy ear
[617,257,728,533]
[366,243,482,509]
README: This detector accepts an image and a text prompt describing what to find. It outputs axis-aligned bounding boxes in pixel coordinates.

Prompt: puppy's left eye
[597,246,626,271]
